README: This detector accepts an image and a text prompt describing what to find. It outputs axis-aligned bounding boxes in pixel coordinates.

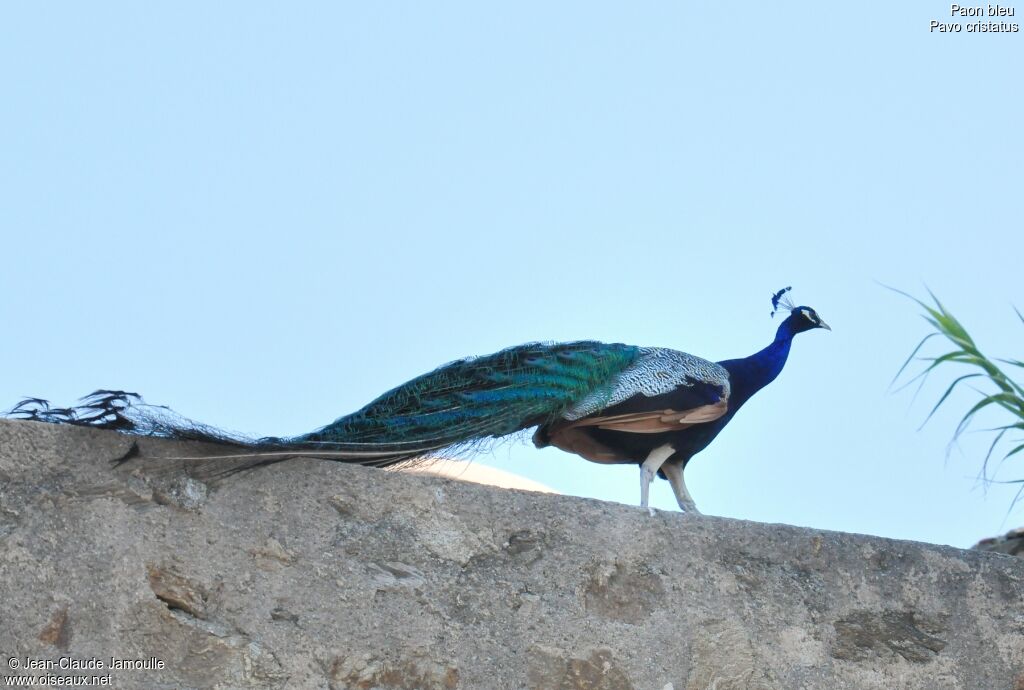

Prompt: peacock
[8,287,829,514]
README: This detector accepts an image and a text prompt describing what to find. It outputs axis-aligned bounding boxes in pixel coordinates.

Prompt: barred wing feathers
[558,348,730,433]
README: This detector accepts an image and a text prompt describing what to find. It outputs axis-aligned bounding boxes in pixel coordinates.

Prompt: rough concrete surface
[976,528,1024,558]
[1,419,1023,690]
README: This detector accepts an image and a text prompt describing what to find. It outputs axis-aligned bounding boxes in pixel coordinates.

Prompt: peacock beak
[818,319,831,331]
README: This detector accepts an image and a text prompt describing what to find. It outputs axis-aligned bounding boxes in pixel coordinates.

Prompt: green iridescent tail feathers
[7,341,642,474]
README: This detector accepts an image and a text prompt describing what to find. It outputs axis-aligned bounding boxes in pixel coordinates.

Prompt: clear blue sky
[2,3,1020,548]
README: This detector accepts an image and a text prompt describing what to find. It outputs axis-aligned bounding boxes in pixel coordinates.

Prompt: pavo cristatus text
[9,288,828,514]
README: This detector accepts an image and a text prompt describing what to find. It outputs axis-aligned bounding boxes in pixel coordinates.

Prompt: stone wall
[1,420,1022,689]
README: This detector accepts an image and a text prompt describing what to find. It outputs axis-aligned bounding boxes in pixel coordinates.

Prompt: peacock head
[770,286,831,335]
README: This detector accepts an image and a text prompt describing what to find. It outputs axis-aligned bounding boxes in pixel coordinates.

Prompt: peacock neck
[718,322,796,408]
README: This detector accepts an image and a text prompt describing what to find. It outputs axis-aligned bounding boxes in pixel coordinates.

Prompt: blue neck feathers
[717,318,800,408]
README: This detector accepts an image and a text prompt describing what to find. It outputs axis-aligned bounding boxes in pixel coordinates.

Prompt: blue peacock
[9,287,829,514]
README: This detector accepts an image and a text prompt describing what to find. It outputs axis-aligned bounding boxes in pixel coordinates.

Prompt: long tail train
[6,341,640,477]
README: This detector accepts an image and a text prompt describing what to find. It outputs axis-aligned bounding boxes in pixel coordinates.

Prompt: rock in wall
[1,420,1022,689]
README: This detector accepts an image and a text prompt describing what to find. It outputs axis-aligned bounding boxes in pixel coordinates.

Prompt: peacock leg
[640,444,675,514]
[661,461,701,515]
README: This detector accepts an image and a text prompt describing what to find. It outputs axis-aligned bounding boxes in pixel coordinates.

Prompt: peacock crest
[770,286,795,317]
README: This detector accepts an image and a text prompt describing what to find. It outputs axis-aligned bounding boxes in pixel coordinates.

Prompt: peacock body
[9,288,829,513]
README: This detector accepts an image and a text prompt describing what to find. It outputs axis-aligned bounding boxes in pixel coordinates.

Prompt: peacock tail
[292,341,643,452]
[9,341,644,471]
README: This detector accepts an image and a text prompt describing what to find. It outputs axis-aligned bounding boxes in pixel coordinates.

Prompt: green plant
[894,288,1024,498]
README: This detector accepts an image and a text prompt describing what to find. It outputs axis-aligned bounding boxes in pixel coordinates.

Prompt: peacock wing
[558,348,730,434]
